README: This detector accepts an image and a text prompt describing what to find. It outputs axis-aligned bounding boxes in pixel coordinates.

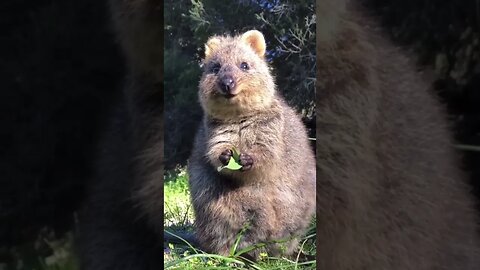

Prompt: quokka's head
[199,30,276,119]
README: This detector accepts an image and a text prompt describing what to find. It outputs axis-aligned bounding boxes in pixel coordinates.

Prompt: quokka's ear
[240,30,266,57]
[205,37,221,59]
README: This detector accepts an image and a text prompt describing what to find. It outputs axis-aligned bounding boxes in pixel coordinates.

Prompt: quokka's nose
[218,76,236,94]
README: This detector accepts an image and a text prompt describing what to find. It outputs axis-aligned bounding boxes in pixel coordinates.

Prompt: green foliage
[164,169,195,227]
[164,228,316,270]
[164,47,203,166]
[255,1,316,113]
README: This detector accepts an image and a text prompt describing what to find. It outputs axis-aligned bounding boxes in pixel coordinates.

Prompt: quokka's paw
[239,153,254,171]
[219,149,233,165]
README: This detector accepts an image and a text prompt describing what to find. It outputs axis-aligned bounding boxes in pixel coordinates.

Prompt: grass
[164,169,195,228]
[164,167,317,270]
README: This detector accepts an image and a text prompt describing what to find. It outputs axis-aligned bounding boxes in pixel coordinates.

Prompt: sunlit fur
[188,30,316,259]
[199,31,275,120]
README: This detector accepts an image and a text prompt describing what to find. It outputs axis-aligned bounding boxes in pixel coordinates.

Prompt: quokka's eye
[211,63,221,74]
[240,62,249,71]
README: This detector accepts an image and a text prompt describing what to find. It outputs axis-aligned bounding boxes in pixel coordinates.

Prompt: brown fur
[317,0,480,269]
[188,30,316,258]
[108,0,164,232]
[76,1,163,269]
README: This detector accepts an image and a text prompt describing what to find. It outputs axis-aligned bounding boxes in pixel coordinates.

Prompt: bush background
[1,0,480,265]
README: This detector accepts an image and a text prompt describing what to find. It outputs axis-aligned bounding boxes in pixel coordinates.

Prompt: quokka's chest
[208,120,263,148]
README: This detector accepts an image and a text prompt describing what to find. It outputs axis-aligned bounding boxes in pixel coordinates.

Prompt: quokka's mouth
[216,89,238,99]
[224,93,236,99]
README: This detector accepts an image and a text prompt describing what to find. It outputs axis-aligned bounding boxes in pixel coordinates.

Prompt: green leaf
[217,156,243,172]
[225,156,243,170]
[231,146,240,161]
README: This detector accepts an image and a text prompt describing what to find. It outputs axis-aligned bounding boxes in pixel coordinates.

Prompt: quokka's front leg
[216,148,254,171]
